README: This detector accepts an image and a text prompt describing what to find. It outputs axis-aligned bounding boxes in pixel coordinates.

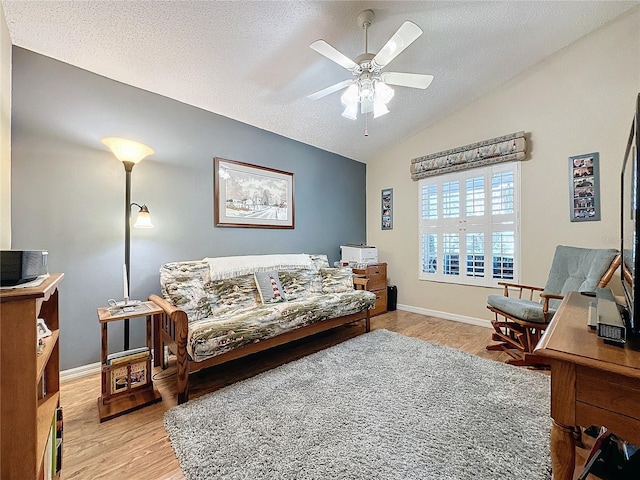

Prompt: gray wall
[10,47,367,370]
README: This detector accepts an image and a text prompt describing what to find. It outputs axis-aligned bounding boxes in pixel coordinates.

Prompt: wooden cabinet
[1,273,64,480]
[353,263,387,316]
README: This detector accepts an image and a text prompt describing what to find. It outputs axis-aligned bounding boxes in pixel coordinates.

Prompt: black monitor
[620,93,640,335]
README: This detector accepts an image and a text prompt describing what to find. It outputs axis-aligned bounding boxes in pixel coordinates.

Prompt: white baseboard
[60,361,101,381]
[396,303,492,329]
[61,349,159,382]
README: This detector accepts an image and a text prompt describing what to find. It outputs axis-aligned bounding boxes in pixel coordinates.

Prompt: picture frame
[568,152,600,222]
[214,157,295,229]
[381,188,393,230]
[110,360,148,394]
[36,317,52,339]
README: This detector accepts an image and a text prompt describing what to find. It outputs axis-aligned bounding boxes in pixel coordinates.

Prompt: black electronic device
[621,93,640,337]
[595,288,626,345]
[387,285,397,311]
[0,250,48,286]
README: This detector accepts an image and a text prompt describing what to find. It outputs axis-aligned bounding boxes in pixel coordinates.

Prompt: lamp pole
[101,136,154,352]
[123,160,135,351]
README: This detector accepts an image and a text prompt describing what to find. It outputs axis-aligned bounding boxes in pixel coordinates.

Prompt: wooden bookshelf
[0,273,64,480]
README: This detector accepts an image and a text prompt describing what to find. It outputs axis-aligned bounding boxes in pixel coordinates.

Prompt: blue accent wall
[10,47,367,369]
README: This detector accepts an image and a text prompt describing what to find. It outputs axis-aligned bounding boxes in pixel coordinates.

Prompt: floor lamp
[101,137,155,350]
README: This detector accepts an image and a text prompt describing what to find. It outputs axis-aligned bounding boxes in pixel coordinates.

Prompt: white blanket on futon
[203,254,315,280]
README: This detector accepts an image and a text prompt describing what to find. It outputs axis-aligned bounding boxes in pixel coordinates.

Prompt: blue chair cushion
[487,294,556,324]
[543,246,618,309]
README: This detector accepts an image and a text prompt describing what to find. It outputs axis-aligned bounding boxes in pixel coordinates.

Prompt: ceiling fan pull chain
[364,112,369,137]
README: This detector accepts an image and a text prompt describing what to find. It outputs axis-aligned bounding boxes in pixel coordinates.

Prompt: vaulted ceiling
[2,1,638,162]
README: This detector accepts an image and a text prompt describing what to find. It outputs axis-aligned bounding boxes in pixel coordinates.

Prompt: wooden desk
[534,291,640,480]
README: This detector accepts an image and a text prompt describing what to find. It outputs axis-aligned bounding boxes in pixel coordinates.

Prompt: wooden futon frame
[149,276,370,404]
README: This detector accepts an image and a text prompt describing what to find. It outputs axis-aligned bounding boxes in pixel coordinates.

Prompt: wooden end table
[534,291,640,479]
[97,301,162,422]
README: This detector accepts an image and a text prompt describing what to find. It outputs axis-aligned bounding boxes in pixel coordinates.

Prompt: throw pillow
[254,271,287,304]
[320,267,353,293]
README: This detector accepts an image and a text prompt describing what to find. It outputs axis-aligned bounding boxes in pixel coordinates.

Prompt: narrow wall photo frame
[569,152,600,222]
[382,188,393,230]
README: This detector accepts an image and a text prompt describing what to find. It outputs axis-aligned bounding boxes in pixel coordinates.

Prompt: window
[418,163,519,286]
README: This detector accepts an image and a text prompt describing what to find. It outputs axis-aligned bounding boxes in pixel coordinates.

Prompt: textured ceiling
[2,1,638,163]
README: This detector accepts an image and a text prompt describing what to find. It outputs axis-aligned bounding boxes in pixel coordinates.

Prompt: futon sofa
[149,254,377,403]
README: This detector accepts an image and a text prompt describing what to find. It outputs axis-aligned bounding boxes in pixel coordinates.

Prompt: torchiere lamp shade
[101,137,155,164]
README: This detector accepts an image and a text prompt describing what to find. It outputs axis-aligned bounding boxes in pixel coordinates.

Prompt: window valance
[410,131,527,180]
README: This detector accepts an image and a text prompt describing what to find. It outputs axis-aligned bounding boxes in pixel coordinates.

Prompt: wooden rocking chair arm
[539,293,564,300]
[539,292,564,315]
[598,253,622,288]
[497,281,545,291]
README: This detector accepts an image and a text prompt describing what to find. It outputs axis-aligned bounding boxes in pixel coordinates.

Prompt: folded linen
[203,253,315,280]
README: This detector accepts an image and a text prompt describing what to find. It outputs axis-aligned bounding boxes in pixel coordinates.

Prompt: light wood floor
[59,310,593,480]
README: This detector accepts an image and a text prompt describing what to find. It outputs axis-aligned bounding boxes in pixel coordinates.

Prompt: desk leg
[551,420,575,480]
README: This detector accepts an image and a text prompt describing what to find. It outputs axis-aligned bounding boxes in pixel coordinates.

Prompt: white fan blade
[381,72,434,89]
[307,79,354,101]
[372,21,422,69]
[361,97,374,115]
[310,40,358,71]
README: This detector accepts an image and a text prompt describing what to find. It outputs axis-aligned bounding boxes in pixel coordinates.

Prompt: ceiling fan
[308,9,434,123]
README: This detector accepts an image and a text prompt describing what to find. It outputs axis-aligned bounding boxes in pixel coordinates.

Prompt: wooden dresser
[353,263,387,316]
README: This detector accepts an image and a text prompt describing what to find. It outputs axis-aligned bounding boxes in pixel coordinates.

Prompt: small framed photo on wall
[382,188,393,230]
[569,152,600,222]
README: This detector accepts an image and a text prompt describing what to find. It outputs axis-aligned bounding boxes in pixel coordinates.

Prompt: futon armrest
[149,294,181,316]
[148,294,189,334]
[148,294,189,361]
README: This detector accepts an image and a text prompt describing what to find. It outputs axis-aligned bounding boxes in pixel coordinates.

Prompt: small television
[620,93,640,336]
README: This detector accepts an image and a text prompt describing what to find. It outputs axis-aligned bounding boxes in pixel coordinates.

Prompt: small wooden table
[97,301,162,422]
[534,291,640,480]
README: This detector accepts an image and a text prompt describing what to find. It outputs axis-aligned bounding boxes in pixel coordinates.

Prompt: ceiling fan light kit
[309,9,434,132]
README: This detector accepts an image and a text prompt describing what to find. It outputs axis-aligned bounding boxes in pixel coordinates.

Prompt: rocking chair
[486,245,621,367]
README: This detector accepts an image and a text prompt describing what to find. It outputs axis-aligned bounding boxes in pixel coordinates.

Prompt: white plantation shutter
[418,163,519,286]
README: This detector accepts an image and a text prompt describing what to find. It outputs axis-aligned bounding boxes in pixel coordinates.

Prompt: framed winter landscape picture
[214,157,295,228]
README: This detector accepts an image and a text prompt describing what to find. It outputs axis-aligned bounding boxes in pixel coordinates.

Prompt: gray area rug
[164,329,551,480]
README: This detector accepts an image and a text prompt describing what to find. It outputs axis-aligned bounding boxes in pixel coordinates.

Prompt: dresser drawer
[576,366,640,421]
[352,263,387,296]
[366,264,387,291]
[370,288,388,316]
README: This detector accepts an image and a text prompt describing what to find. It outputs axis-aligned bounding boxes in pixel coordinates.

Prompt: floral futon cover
[160,255,376,362]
